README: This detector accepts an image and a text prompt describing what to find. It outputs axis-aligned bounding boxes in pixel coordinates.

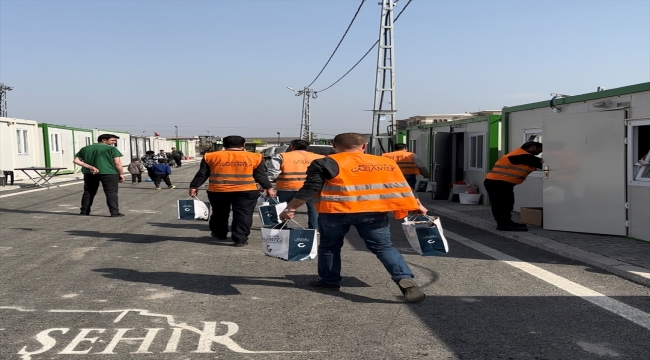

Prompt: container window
[469,133,485,170]
[50,133,60,152]
[16,129,29,154]
[632,124,650,182]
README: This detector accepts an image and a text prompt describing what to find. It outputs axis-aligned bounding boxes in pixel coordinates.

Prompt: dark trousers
[146,167,155,179]
[483,179,516,226]
[81,174,120,215]
[174,157,182,167]
[207,190,258,244]
[131,173,142,183]
[152,174,172,187]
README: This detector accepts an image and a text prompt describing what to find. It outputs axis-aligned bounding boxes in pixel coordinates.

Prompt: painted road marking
[0,181,84,199]
[446,230,650,331]
[3,308,324,358]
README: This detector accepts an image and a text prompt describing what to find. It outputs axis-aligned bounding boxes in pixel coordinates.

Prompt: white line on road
[0,181,84,199]
[445,230,650,331]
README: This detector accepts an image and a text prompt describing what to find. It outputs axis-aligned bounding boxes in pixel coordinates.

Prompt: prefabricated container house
[0,117,45,180]
[502,82,650,241]
[405,112,501,203]
[38,124,94,175]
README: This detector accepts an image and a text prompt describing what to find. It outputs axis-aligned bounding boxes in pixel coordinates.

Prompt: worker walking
[382,143,431,189]
[280,133,428,303]
[484,141,543,232]
[189,135,275,247]
[267,139,324,229]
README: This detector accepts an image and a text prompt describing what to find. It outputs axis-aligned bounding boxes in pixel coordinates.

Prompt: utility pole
[0,83,14,117]
[288,87,317,142]
[368,0,397,155]
[174,126,179,149]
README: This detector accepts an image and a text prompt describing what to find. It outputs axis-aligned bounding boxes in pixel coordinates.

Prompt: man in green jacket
[73,133,125,217]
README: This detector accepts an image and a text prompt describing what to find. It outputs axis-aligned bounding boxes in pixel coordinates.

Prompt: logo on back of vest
[292,160,311,164]
[351,164,396,172]
[220,162,251,167]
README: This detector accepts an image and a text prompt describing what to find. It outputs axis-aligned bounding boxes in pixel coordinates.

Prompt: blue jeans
[277,190,319,229]
[404,175,417,190]
[317,212,414,285]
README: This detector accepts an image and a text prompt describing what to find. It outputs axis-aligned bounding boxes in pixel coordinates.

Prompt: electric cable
[315,0,413,93]
[307,0,366,88]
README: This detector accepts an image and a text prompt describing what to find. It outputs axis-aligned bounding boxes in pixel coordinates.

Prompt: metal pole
[369,0,397,155]
[0,83,14,118]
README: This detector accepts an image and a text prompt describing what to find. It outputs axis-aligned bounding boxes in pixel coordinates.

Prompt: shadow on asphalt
[0,208,84,217]
[93,268,401,303]
[66,230,229,246]
[148,221,210,230]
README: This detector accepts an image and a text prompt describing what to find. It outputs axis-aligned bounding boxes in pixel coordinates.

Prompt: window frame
[84,136,92,146]
[628,119,650,186]
[16,128,29,155]
[468,132,486,171]
[409,139,417,154]
[523,129,543,177]
[50,133,61,153]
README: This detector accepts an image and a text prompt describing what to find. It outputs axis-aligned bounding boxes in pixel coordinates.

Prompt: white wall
[0,118,44,180]
[465,121,489,204]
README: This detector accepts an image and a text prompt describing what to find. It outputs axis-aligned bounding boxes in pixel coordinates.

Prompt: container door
[542,110,626,235]
[430,131,452,199]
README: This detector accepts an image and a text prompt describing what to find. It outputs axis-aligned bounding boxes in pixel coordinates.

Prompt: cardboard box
[520,207,543,226]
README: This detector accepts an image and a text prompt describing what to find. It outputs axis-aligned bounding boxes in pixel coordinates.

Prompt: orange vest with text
[204,150,262,192]
[276,151,325,191]
[382,151,419,175]
[485,148,537,185]
[315,152,419,215]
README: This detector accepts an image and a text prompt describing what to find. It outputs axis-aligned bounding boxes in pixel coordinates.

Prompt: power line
[307,0,366,88]
[316,0,413,93]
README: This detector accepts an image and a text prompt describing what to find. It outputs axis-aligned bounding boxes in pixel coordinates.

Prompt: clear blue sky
[1,0,649,138]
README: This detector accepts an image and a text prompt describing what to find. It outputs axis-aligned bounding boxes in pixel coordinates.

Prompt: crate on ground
[520,207,543,226]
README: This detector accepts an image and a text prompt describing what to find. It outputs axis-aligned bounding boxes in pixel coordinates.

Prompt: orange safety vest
[276,151,324,191]
[204,150,262,192]
[485,148,537,185]
[382,151,419,175]
[315,152,419,216]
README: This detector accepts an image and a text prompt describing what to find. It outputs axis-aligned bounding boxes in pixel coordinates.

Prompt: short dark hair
[522,141,542,150]
[333,133,367,149]
[132,158,139,161]
[146,150,155,155]
[394,143,408,151]
[223,135,246,148]
[158,158,168,164]
[98,133,119,142]
[289,139,310,150]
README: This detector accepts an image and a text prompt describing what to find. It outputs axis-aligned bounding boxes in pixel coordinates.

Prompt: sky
[1,0,649,139]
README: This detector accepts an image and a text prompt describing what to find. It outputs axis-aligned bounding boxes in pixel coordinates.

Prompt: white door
[542,110,626,235]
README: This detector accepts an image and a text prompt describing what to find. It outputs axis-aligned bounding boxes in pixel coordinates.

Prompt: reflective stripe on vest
[276,151,324,191]
[205,151,262,192]
[382,151,419,175]
[316,152,419,214]
[485,148,536,184]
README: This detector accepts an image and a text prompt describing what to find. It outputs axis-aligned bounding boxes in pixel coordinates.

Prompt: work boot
[397,278,426,303]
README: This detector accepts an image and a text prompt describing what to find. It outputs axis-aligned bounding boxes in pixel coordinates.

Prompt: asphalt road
[1,163,649,360]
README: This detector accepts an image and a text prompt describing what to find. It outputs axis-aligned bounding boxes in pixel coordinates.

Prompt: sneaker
[233,242,248,247]
[397,278,425,303]
[168,185,176,189]
[211,233,228,240]
[79,211,90,216]
[110,213,125,217]
[308,280,341,291]
[155,187,161,190]
[496,225,528,232]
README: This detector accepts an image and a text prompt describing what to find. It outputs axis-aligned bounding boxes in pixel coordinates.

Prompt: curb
[424,203,650,287]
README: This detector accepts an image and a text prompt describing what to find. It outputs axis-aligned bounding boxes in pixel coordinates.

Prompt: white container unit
[92,129,132,167]
[0,117,45,180]
[503,82,650,241]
